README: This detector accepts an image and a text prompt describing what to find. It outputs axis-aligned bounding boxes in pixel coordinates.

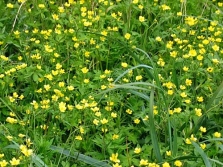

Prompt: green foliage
[0,0,223,167]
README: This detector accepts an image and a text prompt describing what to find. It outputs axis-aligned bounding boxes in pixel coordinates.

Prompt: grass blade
[122,88,163,162]
[149,88,162,162]
[50,145,111,167]
[31,154,49,167]
[114,64,153,83]
[209,158,223,166]
[206,81,223,111]
[192,141,212,167]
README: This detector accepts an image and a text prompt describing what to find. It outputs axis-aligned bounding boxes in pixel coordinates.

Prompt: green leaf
[31,154,49,167]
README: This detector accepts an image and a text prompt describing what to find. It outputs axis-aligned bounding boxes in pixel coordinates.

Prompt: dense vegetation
[0,0,223,166]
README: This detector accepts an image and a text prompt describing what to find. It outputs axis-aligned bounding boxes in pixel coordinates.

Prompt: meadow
[0,0,223,166]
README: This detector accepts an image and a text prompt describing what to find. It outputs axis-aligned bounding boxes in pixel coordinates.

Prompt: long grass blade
[31,154,49,167]
[206,81,223,111]
[201,138,223,143]
[114,64,153,83]
[209,158,223,166]
[128,90,150,101]
[50,145,111,167]
[149,88,162,162]
[192,141,212,167]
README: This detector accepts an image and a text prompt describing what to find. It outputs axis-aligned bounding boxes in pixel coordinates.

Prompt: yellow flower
[161,4,171,10]
[132,0,138,4]
[13,30,20,36]
[101,85,107,90]
[174,107,182,113]
[44,84,51,91]
[122,78,129,82]
[199,126,206,133]
[174,160,182,167]
[138,5,144,9]
[0,160,8,167]
[185,79,192,86]
[212,59,219,64]
[52,14,59,20]
[56,63,62,69]
[134,118,140,124]
[170,51,178,58]
[177,12,182,16]
[155,36,162,42]
[200,143,206,149]
[212,44,219,51]
[139,16,145,22]
[93,119,99,125]
[185,138,191,144]
[0,154,4,158]
[111,112,117,118]
[58,82,65,87]
[206,67,213,73]
[202,39,209,45]
[185,16,197,26]
[195,108,202,117]
[139,159,149,166]
[75,135,83,140]
[100,118,108,124]
[84,79,90,83]
[58,6,64,13]
[121,62,128,68]
[136,75,142,81]
[67,85,74,91]
[162,162,170,167]
[126,109,132,114]
[180,92,187,98]
[112,134,119,140]
[7,3,14,8]
[197,55,203,61]
[104,69,111,74]
[101,30,108,36]
[197,96,204,102]
[59,102,66,112]
[214,132,221,138]
[166,150,171,156]
[18,0,26,3]
[124,33,131,40]
[38,4,45,8]
[189,49,197,57]
[190,134,197,142]
[79,126,84,134]
[183,66,189,71]
[20,145,33,157]
[6,117,17,124]
[167,89,174,95]
[84,51,90,57]
[113,163,122,167]
[110,153,120,163]
[81,67,89,73]
[134,147,141,154]
[10,157,20,166]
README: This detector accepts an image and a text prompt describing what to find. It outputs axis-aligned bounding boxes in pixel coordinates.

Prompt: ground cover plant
[0,0,223,166]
